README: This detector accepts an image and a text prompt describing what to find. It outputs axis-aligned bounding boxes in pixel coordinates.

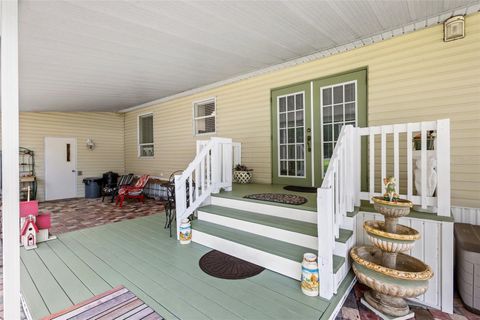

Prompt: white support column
[1,0,21,318]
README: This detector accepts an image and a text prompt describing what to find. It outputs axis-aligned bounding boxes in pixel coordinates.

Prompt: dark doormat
[244,193,308,205]
[199,250,265,279]
[283,185,317,193]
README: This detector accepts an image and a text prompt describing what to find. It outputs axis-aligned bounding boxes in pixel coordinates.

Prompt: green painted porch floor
[21,214,355,320]
[218,183,318,211]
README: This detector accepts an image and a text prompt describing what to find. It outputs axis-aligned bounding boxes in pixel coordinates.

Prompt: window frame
[192,97,217,136]
[137,112,155,159]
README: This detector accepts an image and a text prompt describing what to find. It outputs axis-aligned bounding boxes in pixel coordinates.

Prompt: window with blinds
[193,99,216,135]
[138,113,154,157]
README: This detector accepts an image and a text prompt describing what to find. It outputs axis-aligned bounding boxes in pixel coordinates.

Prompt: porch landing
[218,183,317,211]
[21,213,354,320]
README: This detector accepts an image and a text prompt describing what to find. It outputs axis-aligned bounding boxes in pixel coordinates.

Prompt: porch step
[210,195,317,223]
[198,204,354,254]
[191,220,345,281]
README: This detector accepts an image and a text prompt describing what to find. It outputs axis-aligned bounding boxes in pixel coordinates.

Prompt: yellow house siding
[1,112,125,201]
[124,13,479,208]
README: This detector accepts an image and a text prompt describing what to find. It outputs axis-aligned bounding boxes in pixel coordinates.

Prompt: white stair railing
[318,119,451,299]
[357,119,450,216]
[317,125,356,300]
[175,137,234,239]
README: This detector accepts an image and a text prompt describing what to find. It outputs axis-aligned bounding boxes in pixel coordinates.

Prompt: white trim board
[120,5,480,113]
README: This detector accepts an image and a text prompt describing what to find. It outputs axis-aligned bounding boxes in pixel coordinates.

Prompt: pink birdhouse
[21,216,39,250]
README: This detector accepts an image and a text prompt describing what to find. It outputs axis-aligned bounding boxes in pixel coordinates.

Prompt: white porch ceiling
[15,0,480,111]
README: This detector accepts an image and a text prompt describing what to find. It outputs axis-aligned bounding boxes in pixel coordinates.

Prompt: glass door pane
[278,92,305,177]
[321,81,357,173]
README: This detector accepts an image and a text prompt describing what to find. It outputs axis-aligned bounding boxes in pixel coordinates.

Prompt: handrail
[175,137,234,239]
[317,125,355,300]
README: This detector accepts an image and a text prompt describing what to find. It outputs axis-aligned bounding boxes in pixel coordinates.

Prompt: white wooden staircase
[174,119,451,302]
[192,198,356,289]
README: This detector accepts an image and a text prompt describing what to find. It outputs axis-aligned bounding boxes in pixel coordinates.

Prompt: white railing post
[318,187,334,299]
[210,139,221,193]
[223,141,233,191]
[436,119,451,216]
[175,174,187,240]
[233,142,242,168]
[354,127,361,207]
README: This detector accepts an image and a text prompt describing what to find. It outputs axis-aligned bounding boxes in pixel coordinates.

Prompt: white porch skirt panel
[452,207,480,225]
[355,211,454,313]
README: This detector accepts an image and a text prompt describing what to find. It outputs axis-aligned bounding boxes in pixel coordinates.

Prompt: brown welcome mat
[244,193,308,205]
[199,250,265,279]
[43,286,163,320]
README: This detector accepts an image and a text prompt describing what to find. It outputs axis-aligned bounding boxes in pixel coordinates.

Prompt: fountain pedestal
[351,197,433,319]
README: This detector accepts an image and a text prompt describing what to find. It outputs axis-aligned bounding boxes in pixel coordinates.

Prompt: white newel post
[317,188,334,300]
[1,0,21,318]
[210,140,221,193]
[175,175,187,240]
[436,119,451,216]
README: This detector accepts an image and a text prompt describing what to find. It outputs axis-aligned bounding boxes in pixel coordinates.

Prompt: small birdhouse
[21,215,39,250]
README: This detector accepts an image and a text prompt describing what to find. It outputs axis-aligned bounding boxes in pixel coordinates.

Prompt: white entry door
[45,137,77,200]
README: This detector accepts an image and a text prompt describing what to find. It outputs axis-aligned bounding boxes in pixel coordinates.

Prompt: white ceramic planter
[301,253,319,296]
[179,219,192,244]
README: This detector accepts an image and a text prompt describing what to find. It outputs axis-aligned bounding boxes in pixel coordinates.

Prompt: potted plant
[233,164,253,184]
[413,131,436,150]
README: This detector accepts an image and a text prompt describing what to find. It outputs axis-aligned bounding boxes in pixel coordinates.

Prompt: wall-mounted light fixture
[86,138,96,150]
[444,15,465,42]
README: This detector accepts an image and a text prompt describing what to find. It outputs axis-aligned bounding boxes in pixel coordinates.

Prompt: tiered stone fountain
[350,178,434,319]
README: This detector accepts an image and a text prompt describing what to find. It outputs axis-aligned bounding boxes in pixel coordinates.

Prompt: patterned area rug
[199,250,265,279]
[44,285,163,320]
[337,283,480,320]
[243,193,308,205]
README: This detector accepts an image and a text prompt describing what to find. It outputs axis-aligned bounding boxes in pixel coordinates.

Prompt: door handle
[72,170,76,172]
[307,135,312,152]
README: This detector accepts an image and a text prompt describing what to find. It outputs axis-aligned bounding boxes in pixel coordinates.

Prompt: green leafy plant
[234,164,253,171]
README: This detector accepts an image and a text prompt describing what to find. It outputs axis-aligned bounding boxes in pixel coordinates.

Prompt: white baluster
[421,122,427,209]
[381,127,386,195]
[369,131,375,202]
[407,123,413,201]
[393,125,400,194]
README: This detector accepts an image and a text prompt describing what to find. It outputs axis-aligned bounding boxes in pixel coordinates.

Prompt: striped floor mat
[42,286,163,320]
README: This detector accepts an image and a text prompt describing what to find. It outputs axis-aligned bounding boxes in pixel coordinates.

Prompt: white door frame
[44,137,78,200]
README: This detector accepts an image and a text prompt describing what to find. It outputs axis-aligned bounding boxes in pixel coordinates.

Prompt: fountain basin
[351,246,433,298]
[372,197,413,218]
[364,220,420,253]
